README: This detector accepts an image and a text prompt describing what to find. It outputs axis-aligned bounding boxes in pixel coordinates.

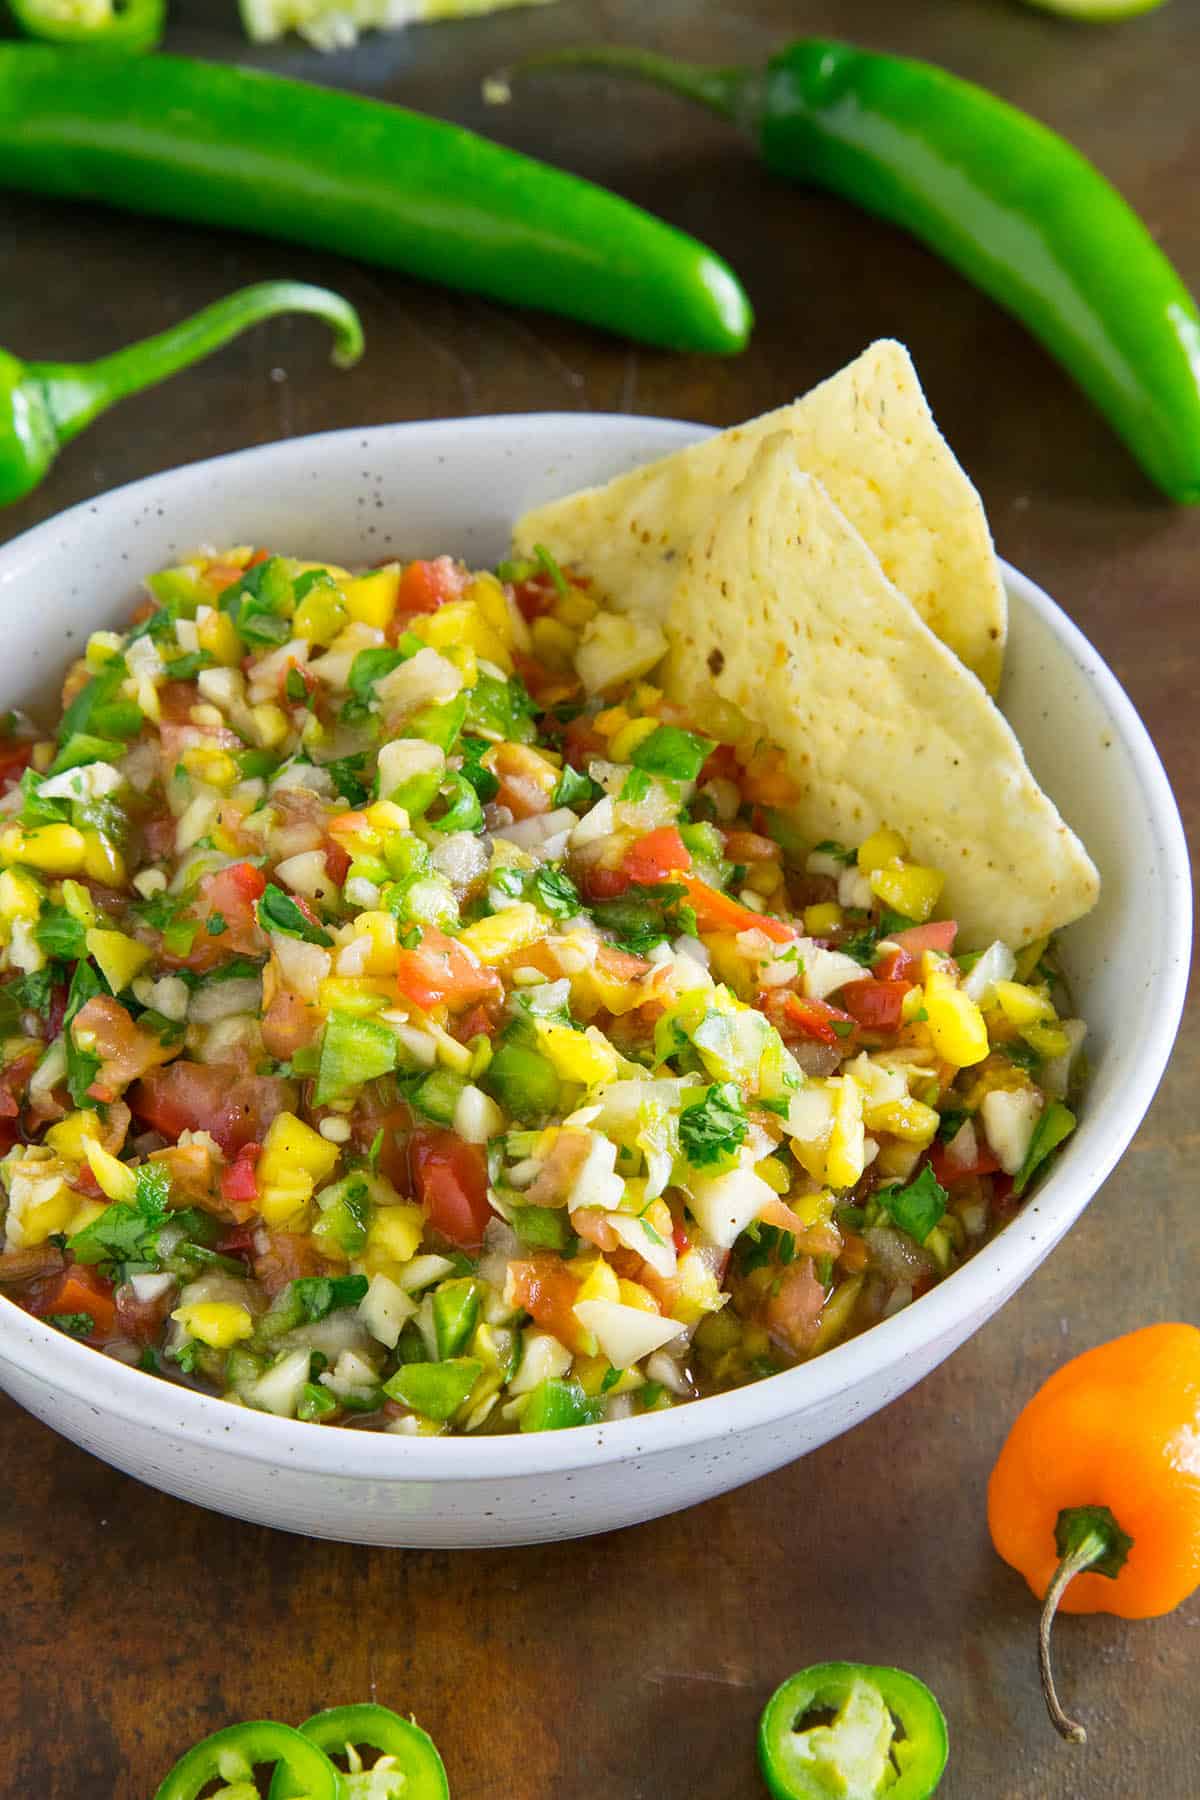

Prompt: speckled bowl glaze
[0,416,1189,1546]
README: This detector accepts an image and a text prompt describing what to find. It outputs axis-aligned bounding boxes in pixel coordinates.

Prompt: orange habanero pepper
[988,1322,1200,1744]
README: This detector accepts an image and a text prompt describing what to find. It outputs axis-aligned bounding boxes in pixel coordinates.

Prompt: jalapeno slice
[154,1721,340,1800]
[269,1704,449,1800]
[758,1662,948,1800]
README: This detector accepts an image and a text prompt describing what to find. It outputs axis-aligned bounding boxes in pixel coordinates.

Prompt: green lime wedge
[1017,0,1167,19]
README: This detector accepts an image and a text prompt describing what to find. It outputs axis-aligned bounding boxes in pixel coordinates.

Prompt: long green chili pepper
[7,0,164,50]
[516,41,1200,502]
[0,47,751,360]
[0,280,363,507]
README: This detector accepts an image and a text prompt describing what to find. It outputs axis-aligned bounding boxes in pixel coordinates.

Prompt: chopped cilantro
[619,767,652,804]
[34,908,87,963]
[880,1164,948,1244]
[600,1364,622,1394]
[9,967,56,1019]
[284,666,312,707]
[347,644,414,701]
[291,1274,369,1322]
[458,735,499,804]
[257,883,332,947]
[679,1081,748,1167]
[465,671,538,745]
[630,725,715,783]
[323,752,371,810]
[1013,1101,1076,1197]
[936,1108,969,1144]
[531,865,580,921]
[552,763,600,810]
[205,911,228,937]
[812,839,857,866]
[63,958,106,1107]
[590,882,695,957]
[48,1312,94,1338]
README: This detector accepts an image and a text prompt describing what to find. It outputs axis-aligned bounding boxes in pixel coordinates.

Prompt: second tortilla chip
[663,434,1098,949]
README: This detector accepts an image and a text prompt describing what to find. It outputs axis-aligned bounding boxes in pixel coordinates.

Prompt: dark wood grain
[1,2,1197,1794]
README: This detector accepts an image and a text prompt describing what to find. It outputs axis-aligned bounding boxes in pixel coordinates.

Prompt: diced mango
[173,1300,254,1350]
[0,823,86,876]
[534,1020,618,1088]
[865,1096,941,1147]
[196,609,241,668]
[857,828,907,872]
[617,1278,660,1314]
[0,869,42,924]
[80,831,125,886]
[804,901,844,936]
[45,1110,102,1163]
[1021,1021,1072,1060]
[83,1140,137,1203]
[456,903,548,967]
[60,879,98,926]
[608,716,659,763]
[924,969,989,1068]
[343,567,400,631]
[416,600,511,672]
[294,584,348,648]
[869,863,944,923]
[573,1257,620,1307]
[85,928,152,996]
[992,980,1056,1027]
[363,1203,425,1272]
[826,1076,867,1189]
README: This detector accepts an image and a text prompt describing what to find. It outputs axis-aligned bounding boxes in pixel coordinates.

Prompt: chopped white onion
[188,978,263,1024]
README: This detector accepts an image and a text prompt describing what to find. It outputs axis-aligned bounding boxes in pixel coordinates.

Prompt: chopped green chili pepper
[520,1376,603,1432]
[758,1662,949,1800]
[432,1277,480,1360]
[153,1721,340,1800]
[483,1040,562,1123]
[0,280,362,507]
[521,41,1200,502]
[8,0,164,50]
[1014,1098,1076,1195]
[315,1010,397,1105]
[384,1357,482,1422]
[0,50,751,365]
[270,1704,449,1800]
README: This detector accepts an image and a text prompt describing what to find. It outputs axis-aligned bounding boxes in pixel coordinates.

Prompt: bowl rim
[0,413,1190,1481]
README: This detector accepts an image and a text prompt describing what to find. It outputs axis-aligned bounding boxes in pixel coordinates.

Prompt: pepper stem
[31,281,363,449]
[1038,1506,1133,1745]
[504,46,749,125]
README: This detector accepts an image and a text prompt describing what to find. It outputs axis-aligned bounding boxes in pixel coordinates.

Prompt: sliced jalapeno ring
[758,1661,949,1800]
[155,1721,340,1800]
[269,1704,449,1800]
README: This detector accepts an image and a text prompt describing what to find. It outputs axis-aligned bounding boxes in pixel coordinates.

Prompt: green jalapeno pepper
[0,280,362,507]
[269,1703,449,1800]
[517,41,1200,503]
[0,47,751,360]
[8,0,164,50]
[758,1662,948,1800]
[154,1720,340,1800]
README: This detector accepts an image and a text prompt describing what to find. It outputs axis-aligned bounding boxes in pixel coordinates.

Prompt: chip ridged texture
[516,339,1008,692]
[663,435,1098,948]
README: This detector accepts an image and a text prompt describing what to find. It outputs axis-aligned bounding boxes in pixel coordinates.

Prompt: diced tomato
[698,742,740,785]
[410,1127,492,1249]
[394,925,503,1014]
[580,861,631,901]
[217,1222,258,1257]
[777,993,858,1048]
[0,1051,37,1118]
[73,996,176,1092]
[738,747,799,807]
[874,945,915,983]
[837,978,912,1033]
[394,555,466,619]
[260,990,320,1062]
[166,861,268,974]
[0,740,35,791]
[115,1278,175,1345]
[889,919,958,957]
[349,1097,414,1192]
[221,1143,261,1207]
[510,570,558,622]
[930,1140,1001,1186]
[763,1257,825,1355]
[130,1063,292,1158]
[721,830,780,863]
[623,826,692,883]
[252,1229,327,1298]
[594,943,653,983]
[451,1002,501,1045]
[323,838,351,886]
[34,1267,117,1342]
[675,874,795,945]
[491,743,555,821]
[507,1256,590,1353]
[562,712,608,769]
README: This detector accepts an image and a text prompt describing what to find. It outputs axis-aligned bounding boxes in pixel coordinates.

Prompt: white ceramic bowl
[0,416,1189,1546]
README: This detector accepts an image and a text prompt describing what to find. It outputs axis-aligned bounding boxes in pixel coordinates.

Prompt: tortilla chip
[663,434,1098,948]
[516,340,1007,691]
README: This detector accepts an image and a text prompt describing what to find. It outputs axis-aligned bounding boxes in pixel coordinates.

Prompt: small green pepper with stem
[0,280,363,508]
[514,41,1200,502]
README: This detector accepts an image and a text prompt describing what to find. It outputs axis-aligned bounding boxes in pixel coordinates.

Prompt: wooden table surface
[1,2,1196,1794]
